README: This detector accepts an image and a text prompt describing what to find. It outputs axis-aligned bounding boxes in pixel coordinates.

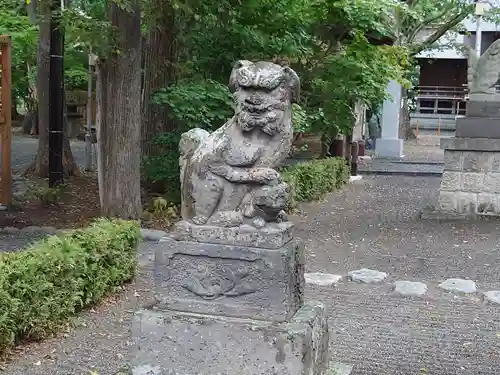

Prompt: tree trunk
[398,86,416,140]
[96,0,142,219]
[141,0,178,157]
[24,2,79,177]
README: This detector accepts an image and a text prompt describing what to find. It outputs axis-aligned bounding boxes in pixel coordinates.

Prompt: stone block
[462,152,494,172]
[461,172,485,192]
[154,237,305,322]
[130,302,330,375]
[476,193,499,215]
[441,137,500,152]
[456,117,500,139]
[491,154,500,172]
[443,150,463,171]
[484,173,500,194]
[440,171,461,191]
[437,191,458,213]
[466,100,500,118]
[456,192,477,214]
[172,220,293,249]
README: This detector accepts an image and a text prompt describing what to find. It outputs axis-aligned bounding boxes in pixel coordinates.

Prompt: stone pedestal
[130,227,330,375]
[376,80,404,158]
[132,302,329,375]
[433,137,500,218]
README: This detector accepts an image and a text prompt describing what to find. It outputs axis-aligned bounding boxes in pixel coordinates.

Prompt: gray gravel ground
[8,135,87,172]
[4,135,500,374]
[0,233,49,252]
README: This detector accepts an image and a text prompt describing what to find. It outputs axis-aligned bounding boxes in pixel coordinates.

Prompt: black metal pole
[48,0,64,187]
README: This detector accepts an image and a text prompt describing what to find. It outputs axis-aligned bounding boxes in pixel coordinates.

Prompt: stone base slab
[375,138,404,158]
[468,93,500,102]
[440,137,500,151]
[154,237,304,322]
[171,220,293,249]
[456,117,500,139]
[466,100,500,118]
[130,302,330,375]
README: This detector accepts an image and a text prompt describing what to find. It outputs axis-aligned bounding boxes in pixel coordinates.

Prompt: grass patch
[282,157,350,210]
[0,218,141,354]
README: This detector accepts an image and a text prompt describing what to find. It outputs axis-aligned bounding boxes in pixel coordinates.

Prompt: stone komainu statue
[178,60,300,229]
[468,39,500,95]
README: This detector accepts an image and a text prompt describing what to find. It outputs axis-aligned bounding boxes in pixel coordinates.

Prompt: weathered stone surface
[461,172,485,192]
[305,272,343,286]
[466,100,500,118]
[443,150,463,171]
[483,173,500,194]
[171,220,293,249]
[154,236,304,322]
[441,137,500,152]
[462,151,495,172]
[456,117,500,139]
[140,228,168,242]
[133,365,162,375]
[328,362,354,375]
[468,39,500,95]
[178,61,300,232]
[483,290,500,304]
[437,191,458,213]
[438,278,477,294]
[348,268,387,284]
[130,302,329,375]
[477,193,499,215]
[394,281,427,297]
[440,171,460,191]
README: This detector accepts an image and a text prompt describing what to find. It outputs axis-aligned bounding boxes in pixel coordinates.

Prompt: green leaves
[0,219,140,353]
[152,80,235,131]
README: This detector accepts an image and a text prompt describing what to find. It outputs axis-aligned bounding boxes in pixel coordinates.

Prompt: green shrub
[282,157,350,210]
[0,218,140,353]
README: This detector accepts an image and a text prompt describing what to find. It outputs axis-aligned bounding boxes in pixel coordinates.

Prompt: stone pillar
[433,95,500,218]
[376,80,404,158]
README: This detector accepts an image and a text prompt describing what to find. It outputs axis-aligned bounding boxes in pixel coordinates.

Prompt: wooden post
[437,117,441,137]
[350,142,359,176]
[0,35,12,205]
[415,119,419,139]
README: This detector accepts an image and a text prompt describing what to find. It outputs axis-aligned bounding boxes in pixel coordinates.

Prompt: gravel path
[4,134,500,374]
[6,135,87,172]
[299,175,500,374]
[0,233,49,252]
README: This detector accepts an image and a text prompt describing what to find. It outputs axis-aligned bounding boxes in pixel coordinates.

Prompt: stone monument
[130,61,330,375]
[429,40,500,218]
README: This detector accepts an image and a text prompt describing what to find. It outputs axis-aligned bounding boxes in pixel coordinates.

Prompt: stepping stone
[348,268,387,284]
[484,291,500,304]
[133,365,162,375]
[394,281,427,297]
[438,278,476,294]
[305,272,343,286]
[328,361,353,375]
[140,228,168,241]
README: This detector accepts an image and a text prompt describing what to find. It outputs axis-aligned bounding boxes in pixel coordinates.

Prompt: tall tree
[25,0,80,177]
[141,0,178,158]
[96,0,142,219]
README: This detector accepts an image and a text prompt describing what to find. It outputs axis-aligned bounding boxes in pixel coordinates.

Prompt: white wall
[416,15,500,60]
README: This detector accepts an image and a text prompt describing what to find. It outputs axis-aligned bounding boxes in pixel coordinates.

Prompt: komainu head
[228,60,300,136]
